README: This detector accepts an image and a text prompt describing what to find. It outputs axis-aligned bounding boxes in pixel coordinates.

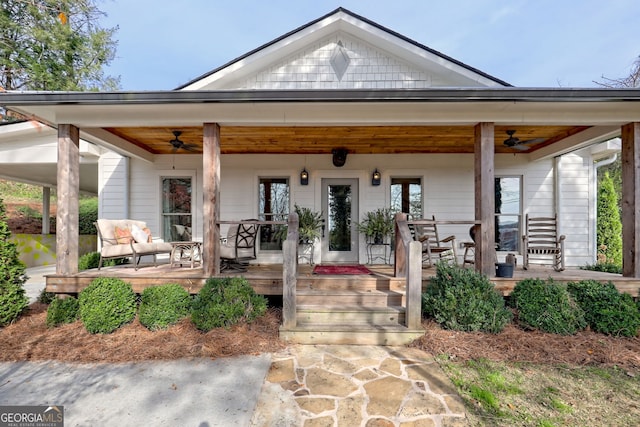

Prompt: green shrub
[79,198,98,235]
[78,251,127,271]
[0,197,29,327]
[79,277,137,334]
[567,280,640,337]
[191,277,267,331]
[422,263,512,333]
[37,288,56,304]
[510,278,586,335]
[46,297,80,327]
[139,284,191,331]
[580,262,622,274]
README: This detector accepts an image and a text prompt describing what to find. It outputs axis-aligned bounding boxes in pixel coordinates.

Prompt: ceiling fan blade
[519,138,546,145]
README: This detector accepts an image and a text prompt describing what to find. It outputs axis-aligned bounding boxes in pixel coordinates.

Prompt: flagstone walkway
[250,345,468,426]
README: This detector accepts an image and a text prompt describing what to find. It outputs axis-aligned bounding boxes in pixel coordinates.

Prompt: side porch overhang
[2,87,640,278]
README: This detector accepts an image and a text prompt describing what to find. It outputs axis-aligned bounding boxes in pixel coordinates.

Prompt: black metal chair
[220,220,259,272]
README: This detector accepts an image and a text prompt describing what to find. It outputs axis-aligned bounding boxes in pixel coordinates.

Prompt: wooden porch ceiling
[104,125,588,155]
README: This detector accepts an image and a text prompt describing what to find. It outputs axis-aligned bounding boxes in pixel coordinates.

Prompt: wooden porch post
[474,122,495,276]
[203,123,221,276]
[56,125,80,275]
[621,122,640,277]
[42,186,50,235]
[282,212,299,329]
[405,240,422,329]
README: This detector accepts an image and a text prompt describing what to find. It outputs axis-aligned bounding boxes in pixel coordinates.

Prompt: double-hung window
[391,177,422,218]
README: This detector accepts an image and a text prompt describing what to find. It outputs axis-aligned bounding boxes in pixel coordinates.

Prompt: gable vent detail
[330,41,351,81]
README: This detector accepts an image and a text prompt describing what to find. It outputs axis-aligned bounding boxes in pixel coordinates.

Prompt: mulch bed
[411,319,640,372]
[0,303,285,363]
[1,304,639,372]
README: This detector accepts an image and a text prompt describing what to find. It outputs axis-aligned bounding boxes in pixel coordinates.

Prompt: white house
[1,7,638,276]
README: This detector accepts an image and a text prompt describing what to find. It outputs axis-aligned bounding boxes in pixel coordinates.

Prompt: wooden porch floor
[45,263,640,298]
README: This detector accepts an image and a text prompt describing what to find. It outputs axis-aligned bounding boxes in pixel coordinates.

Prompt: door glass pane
[328,184,352,251]
[495,177,521,251]
[259,178,289,250]
[162,177,192,241]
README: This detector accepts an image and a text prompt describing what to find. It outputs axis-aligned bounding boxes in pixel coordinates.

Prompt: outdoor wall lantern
[300,168,309,185]
[371,168,381,186]
[332,148,348,167]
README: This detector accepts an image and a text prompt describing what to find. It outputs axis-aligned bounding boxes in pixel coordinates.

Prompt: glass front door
[321,178,359,263]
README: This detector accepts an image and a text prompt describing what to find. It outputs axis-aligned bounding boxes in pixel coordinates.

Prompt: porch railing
[393,213,422,329]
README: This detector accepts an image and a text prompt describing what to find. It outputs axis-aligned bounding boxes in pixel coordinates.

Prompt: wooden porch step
[297,275,394,291]
[279,324,424,345]
[296,304,405,326]
[296,289,404,306]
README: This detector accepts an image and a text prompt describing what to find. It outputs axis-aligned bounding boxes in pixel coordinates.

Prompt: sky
[98,0,640,90]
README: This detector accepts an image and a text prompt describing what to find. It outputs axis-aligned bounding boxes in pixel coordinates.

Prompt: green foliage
[0,197,28,326]
[356,207,395,241]
[0,180,45,201]
[78,251,127,270]
[78,277,136,334]
[139,284,191,331]
[276,205,323,243]
[191,277,267,331]
[78,198,98,235]
[38,288,56,304]
[46,296,79,327]
[0,0,119,94]
[510,278,586,335]
[567,280,640,337]
[580,262,622,274]
[16,205,42,220]
[422,263,512,333]
[597,172,622,267]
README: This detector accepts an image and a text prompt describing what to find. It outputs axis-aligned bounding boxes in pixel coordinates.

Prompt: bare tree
[594,55,640,88]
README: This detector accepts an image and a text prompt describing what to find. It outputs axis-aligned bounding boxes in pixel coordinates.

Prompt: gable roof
[177,7,511,90]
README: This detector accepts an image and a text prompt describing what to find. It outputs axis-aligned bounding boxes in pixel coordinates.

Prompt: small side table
[170,241,202,268]
[366,240,391,264]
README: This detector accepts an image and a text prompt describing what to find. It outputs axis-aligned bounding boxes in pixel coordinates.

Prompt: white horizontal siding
[103,151,596,267]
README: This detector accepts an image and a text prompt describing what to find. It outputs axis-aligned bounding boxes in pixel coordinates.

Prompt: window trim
[159,171,196,242]
[258,176,291,252]
[390,176,423,218]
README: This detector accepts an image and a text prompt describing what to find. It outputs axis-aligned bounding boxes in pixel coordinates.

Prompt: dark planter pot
[495,263,514,278]
[373,234,384,245]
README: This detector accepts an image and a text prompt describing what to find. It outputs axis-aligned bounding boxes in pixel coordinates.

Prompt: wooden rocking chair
[522,214,565,271]
[412,215,457,267]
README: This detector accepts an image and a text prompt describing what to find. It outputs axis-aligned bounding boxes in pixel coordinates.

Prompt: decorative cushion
[142,227,153,243]
[131,224,150,244]
[114,226,133,244]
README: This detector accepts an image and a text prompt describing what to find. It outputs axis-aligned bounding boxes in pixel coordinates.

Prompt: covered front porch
[45,259,639,298]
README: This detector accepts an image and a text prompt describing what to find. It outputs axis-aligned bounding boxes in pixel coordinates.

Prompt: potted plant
[276,204,323,244]
[356,207,395,244]
[296,205,323,244]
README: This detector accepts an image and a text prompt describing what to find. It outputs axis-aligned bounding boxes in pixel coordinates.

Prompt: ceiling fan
[169,130,197,152]
[503,130,545,150]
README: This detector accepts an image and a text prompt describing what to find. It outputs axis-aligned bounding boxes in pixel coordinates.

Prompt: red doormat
[312,264,371,275]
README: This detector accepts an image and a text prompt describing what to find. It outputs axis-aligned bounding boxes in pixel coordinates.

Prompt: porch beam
[203,123,221,276]
[56,124,80,275]
[474,122,495,276]
[621,122,640,277]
